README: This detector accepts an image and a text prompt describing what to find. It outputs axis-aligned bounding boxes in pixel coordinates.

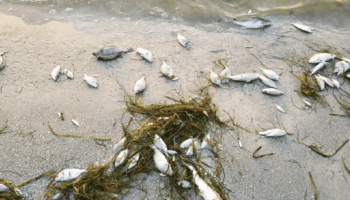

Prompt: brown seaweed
[342,157,350,174]
[308,172,318,200]
[0,179,22,200]
[17,171,55,188]
[252,146,274,159]
[308,139,349,157]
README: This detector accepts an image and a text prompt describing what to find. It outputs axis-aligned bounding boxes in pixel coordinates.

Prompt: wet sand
[0,6,350,200]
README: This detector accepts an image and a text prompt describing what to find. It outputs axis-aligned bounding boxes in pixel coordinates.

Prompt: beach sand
[1,5,350,199]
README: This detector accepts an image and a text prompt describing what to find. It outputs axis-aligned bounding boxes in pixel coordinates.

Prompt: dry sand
[1,6,350,200]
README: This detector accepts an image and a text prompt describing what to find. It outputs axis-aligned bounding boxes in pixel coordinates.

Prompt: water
[1,0,350,29]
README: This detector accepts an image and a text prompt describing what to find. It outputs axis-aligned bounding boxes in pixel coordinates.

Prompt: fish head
[92,48,105,57]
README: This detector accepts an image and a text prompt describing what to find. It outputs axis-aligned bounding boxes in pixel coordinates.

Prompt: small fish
[62,69,68,74]
[57,112,64,120]
[167,150,177,155]
[71,119,79,127]
[134,76,146,94]
[55,168,86,182]
[52,193,63,200]
[219,66,232,84]
[186,140,201,156]
[186,165,220,200]
[341,57,350,64]
[200,134,212,149]
[180,138,195,148]
[127,153,140,169]
[0,184,9,192]
[334,61,350,75]
[149,144,173,176]
[315,75,325,90]
[177,34,188,47]
[239,140,242,148]
[154,134,169,157]
[262,88,284,96]
[332,79,340,88]
[310,61,327,76]
[302,99,312,107]
[115,149,129,167]
[258,75,277,88]
[276,105,285,113]
[292,23,312,33]
[346,73,350,80]
[84,74,98,88]
[259,129,286,137]
[160,62,179,80]
[220,16,271,29]
[261,68,278,81]
[227,73,259,82]
[210,70,221,87]
[51,65,60,81]
[92,47,133,60]
[14,188,22,196]
[308,53,335,64]
[178,180,192,189]
[66,70,74,79]
[112,137,126,155]
[318,75,334,87]
[137,48,153,62]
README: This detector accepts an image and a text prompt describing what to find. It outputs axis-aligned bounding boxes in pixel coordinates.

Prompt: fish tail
[126,48,134,53]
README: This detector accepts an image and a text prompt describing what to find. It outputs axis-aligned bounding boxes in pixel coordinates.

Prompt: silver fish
[210,70,221,87]
[51,65,60,81]
[310,61,327,76]
[227,73,259,82]
[341,57,350,64]
[52,193,63,200]
[302,99,312,107]
[67,70,74,79]
[154,134,169,157]
[137,48,153,62]
[115,149,128,167]
[332,79,340,88]
[346,73,350,80]
[71,119,79,127]
[55,168,86,182]
[0,184,9,192]
[134,76,146,94]
[334,61,350,75]
[292,23,312,33]
[180,138,195,148]
[92,47,133,60]
[318,75,334,87]
[177,34,188,47]
[167,150,177,155]
[220,16,271,29]
[178,180,192,189]
[160,62,179,80]
[259,129,286,137]
[127,153,140,169]
[315,75,325,90]
[219,66,232,84]
[262,88,284,96]
[261,68,278,81]
[308,53,335,64]
[84,74,98,88]
[112,137,126,155]
[276,105,285,113]
[149,145,173,176]
[259,75,277,88]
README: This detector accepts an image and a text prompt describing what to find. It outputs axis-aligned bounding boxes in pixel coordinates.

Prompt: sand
[1,4,350,200]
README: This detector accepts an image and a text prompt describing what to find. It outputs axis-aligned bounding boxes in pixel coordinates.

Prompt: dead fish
[57,112,64,120]
[200,134,212,149]
[334,61,350,75]
[227,73,259,82]
[210,70,221,87]
[315,75,325,90]
[62,69,68,74]
[302,99,311,107]
[177,34,188,47]
[160,62,179,80]
[51,65,60,81]
[149,144,173,176]
[167,150,177,155]
[258,75,277,88]
[55,168,86,182]
[219,66,232,84]
[178,180,192,189]
[261,68,278,81]
[66,70,74,79]
[292,23,312,33]
[308,53,335,64]
[154,134,169,157]
[259,129,286,137]
[84,74,98,88]
[186,140,201,156]
[92,47,133,60]
[52,193,63,200]
[262,88,284,96]
[0,184,9,192]
[310,61,328,76]
[332,79,340,88]
[346,73,350,80]
[71,119,79,127]
[220,16,271,29]
[318,75,334,87]
[341,57,350,64]
[112,137,126,155]
[128,153,140,169]
[186,165,221,200]
[134,76,146,94]
[276,105,285,113]
[137,48,153,62]
[115,149,128,167]
[180,138,195,148]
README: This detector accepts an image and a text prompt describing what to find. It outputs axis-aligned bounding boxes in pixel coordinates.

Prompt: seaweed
[0,179,22,200]
[48,122,111,141]
[252,146,273,159]
[308,172,318,200]
[342,157,350,174]
[17,171,55,188]
[308,139,349,157]
[0,119,11,135]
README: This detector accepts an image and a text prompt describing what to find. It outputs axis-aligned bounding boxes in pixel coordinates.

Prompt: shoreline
[0,6,350,199]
